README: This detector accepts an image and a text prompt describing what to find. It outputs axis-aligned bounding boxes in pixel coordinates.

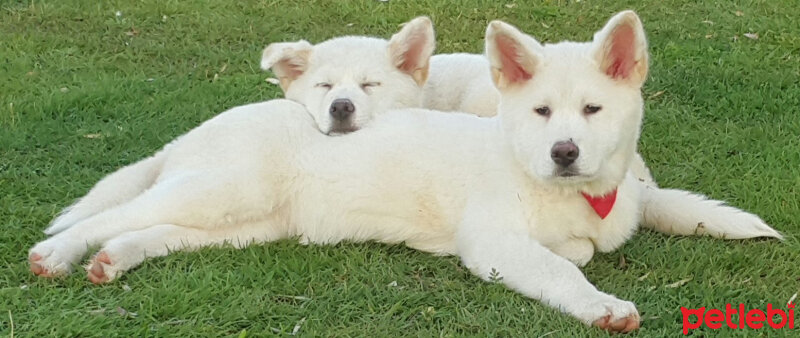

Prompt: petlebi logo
[681,301,796,335]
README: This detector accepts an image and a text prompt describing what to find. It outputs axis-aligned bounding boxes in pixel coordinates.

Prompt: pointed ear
[260,40,313,91]
[593,10,648,87]
[388,16,436,86]
[485,20,544,91]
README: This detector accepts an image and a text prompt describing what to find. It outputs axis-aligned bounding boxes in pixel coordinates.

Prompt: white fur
[422,30,781,242]
[641,187,781,239]
[422,53,498,117]
[260,17,435,135]
[30,11,780,332]
[30,99,639,326]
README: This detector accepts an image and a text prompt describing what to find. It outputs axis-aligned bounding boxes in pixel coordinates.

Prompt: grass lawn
[1,0,799,336]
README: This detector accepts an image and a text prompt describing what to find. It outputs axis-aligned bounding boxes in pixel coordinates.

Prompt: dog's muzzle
[327,124,360,135]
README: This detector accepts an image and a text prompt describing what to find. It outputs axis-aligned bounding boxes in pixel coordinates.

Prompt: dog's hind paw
[86,251,120,284]
[29,253,64,277]
[28,238,84,277]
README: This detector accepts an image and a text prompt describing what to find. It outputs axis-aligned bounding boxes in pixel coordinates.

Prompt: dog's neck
[576,143,634,219]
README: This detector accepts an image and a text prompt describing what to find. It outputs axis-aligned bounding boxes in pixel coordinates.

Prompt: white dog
[259,17,435,135]
[261,16,780,244]
[29,12,781,333]
[423,23,784,242]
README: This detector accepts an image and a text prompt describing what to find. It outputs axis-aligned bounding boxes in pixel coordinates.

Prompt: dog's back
[423,53,498,116]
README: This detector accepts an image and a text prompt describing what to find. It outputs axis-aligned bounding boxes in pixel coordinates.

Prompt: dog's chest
[521,181,640,252]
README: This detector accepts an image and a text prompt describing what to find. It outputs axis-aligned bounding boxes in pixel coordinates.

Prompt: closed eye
[315,82,332,90]
[360,82,381,90]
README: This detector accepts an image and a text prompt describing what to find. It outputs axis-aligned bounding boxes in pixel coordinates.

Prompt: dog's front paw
[28,237,86,277]
[575,293,640,333]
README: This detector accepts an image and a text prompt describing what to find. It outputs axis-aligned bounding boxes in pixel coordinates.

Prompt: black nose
[330,99,355,121]
[550,141,579,167]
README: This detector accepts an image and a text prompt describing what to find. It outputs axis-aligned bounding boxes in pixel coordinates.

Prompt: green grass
[1,0,799,336]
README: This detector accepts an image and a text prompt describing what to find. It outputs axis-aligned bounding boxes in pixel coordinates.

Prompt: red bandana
[581,189,617,219]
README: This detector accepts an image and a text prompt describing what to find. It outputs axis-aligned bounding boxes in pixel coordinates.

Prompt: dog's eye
[315,82,332,89]
[534,106,551,117]
[360,82,381,90]
[584,104,602,115]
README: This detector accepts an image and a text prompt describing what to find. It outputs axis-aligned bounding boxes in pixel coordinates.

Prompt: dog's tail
[44,150,167,235]
[640,186,783,240]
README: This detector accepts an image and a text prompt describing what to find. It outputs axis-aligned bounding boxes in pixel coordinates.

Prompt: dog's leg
[640,185,783,240]
[29,172,266,277]
[547,238,595,267]
[456,197,639,333]
[44,151,166,235]
[84,221,287,284]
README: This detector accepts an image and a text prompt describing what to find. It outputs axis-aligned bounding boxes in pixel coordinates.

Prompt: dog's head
[486,11,648,194]
[261,17,435,135]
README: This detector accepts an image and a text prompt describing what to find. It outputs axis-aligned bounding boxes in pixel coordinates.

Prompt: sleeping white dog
[260,17,435,135]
